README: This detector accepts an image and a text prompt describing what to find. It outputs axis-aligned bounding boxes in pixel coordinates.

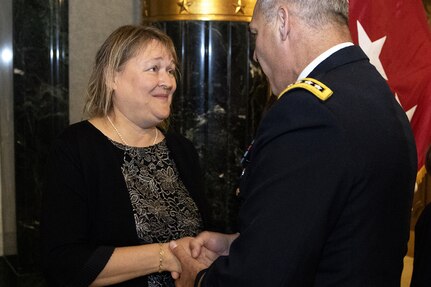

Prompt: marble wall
[155,21,269,231]
[4,0,69,285]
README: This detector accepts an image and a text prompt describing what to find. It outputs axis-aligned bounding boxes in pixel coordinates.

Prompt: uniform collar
[297,42,354,81]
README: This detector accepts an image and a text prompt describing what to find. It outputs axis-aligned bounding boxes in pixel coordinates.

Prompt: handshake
[165,231,240,287]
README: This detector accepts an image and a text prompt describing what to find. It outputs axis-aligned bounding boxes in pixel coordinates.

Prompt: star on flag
[357,20,417,122]
[357,21,388,80]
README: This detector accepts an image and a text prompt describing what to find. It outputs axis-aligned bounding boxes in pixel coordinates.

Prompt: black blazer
[201,45,417,286]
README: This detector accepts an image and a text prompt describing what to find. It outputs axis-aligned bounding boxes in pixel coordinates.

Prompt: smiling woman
[41,25,212,287]
[107,39,176,135]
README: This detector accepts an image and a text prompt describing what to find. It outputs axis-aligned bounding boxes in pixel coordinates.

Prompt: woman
[41,25,210,286]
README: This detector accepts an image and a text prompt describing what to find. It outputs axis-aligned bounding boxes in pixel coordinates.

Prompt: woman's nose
[159,71,174,88]
[158,71,176,90]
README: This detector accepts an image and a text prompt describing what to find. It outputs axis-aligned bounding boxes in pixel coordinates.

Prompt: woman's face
[112,40,176,128]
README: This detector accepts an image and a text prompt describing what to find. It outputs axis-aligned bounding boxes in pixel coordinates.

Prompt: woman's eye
[148,66,159,72]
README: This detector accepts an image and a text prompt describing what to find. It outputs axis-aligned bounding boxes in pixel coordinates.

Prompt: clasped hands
[167,231,239,287]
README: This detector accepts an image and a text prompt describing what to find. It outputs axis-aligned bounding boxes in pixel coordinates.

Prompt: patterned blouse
[111,139,203,287]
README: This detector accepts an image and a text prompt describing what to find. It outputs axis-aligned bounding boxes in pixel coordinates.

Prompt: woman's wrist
[158,243,164,273]
[157,242,181,273]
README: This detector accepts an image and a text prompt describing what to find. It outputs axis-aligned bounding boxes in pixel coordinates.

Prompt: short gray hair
[256,0,349,27]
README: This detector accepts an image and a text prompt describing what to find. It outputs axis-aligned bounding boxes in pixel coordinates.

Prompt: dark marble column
[1,0,69,285]
[155,21,269,232]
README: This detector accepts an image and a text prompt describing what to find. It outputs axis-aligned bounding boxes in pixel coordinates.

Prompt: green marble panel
[2,0,69,285]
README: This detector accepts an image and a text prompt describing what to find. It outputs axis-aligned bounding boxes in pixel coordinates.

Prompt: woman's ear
[278,7,289,41]
[106,71,117,91]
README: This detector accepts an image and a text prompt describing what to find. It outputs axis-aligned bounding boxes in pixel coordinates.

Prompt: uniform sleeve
[41,137,114,286]
[201,92,352,286]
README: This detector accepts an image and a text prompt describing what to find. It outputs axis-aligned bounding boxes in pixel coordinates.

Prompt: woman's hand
[162,237,194,273]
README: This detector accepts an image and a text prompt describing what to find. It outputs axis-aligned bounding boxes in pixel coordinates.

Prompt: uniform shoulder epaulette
[277,77,333,101]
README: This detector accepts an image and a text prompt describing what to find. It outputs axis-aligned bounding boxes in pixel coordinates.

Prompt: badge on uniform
[278,77,333,101]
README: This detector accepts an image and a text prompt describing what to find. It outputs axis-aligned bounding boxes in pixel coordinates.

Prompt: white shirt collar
[297,42,354,81]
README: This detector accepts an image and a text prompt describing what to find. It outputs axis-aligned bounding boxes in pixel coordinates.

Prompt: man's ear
[278,7,289,41]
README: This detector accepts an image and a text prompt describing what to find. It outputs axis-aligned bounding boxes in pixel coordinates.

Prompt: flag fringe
[417,165,427,185]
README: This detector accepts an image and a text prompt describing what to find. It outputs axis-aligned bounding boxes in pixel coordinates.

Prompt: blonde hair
[83,25,179,129]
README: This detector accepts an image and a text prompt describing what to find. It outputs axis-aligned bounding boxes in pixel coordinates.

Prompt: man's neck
[294,23,352,79]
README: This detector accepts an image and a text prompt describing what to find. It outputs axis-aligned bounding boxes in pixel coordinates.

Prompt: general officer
[170,0,418,286]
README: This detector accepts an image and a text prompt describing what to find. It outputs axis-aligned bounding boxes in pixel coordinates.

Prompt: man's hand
[190,231,239,260]
[170,232,239,285]
[170,240,208,287]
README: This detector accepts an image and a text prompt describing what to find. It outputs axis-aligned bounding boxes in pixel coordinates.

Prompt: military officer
[171,0,417,286]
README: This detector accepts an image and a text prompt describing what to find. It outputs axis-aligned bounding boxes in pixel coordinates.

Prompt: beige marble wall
[69,0,142,123]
